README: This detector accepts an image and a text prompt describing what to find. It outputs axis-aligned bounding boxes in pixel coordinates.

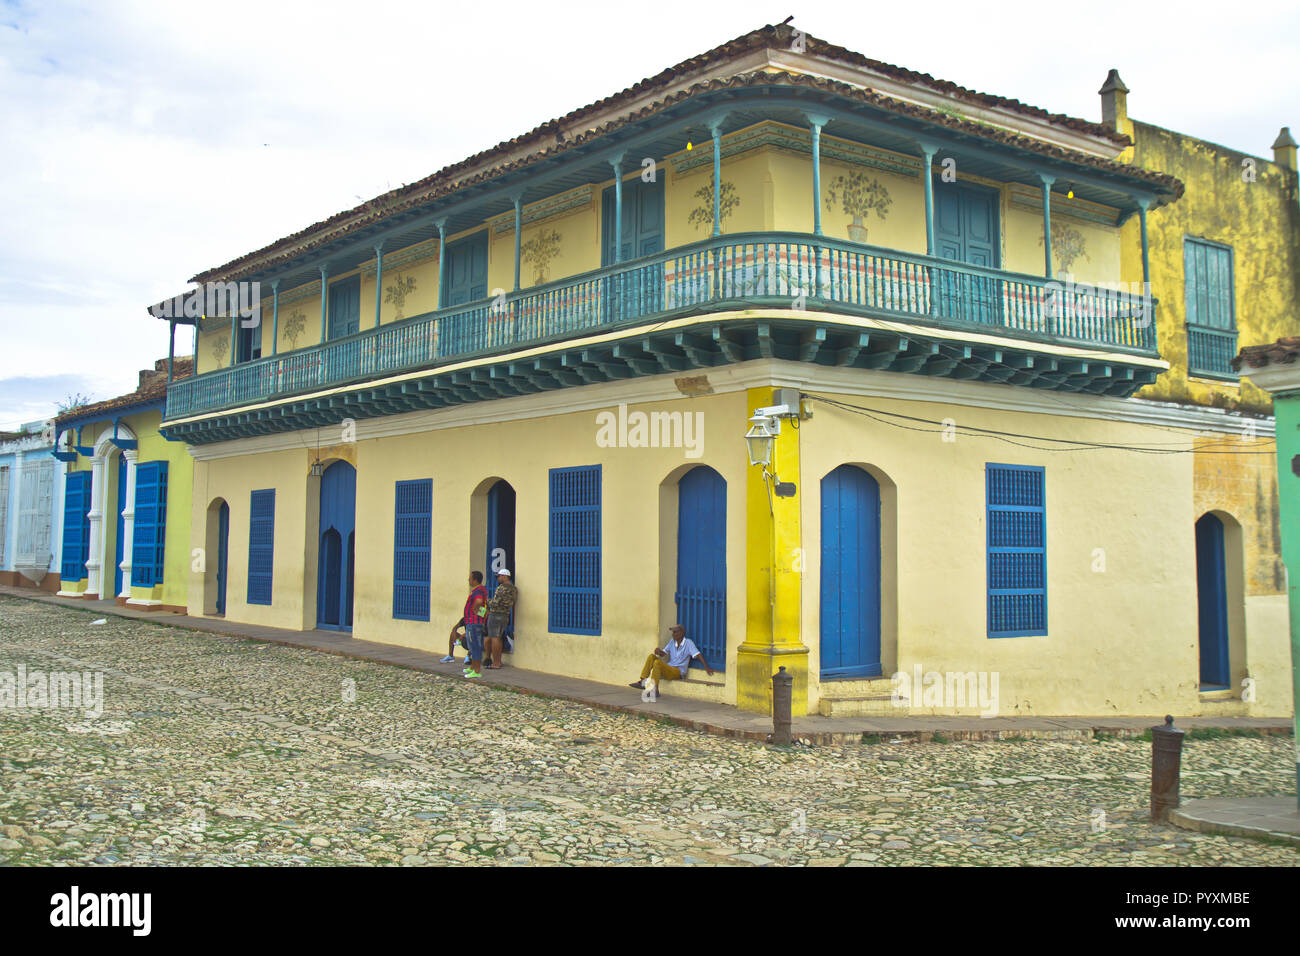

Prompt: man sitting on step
[630,624,714,701]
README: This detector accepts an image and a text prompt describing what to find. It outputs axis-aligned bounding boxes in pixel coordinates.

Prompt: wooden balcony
[163,231,1161,439]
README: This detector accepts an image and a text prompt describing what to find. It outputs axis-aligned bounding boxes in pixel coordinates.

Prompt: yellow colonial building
[54,359,195,612]
[149,24,1295,718]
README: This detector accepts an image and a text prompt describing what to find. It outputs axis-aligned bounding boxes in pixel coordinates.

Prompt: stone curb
[1169,809,1300,848]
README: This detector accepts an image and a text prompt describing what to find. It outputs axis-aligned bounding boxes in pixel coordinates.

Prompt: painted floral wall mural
[282,309,306,349]
[688,175,739,232]
[1041,222,1089,276]
[384,272,417,319]
[521,229,563,284]
[825,169,892,242]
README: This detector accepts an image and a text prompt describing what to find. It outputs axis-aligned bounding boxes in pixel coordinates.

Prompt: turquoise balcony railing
[165,231,1159,420]
[1187,324,1238,379]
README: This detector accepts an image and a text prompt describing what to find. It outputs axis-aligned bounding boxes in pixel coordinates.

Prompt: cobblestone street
[0,597,1295,866]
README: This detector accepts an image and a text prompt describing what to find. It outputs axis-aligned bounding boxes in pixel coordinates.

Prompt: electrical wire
[804,393,1279,456]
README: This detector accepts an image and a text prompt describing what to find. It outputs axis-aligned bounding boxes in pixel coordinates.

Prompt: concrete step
[819,677,898,698]
[818,694,907,718]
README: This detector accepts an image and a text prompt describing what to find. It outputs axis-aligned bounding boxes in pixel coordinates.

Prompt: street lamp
[745,413,779,467]
[745,398,803,506]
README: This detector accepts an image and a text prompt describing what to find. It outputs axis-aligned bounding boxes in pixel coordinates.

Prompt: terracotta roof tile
[1233,338,1300,370]
[192,61,1180,285]
[55,358,194,426]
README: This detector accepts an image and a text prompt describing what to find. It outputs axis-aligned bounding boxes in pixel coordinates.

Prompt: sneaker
[439,655,456,663]
[628,680,645,689]
[464,670,481,679]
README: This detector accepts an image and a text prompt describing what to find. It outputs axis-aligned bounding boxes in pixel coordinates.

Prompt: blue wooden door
[443,233,489,306]
[215,501,229,615]
[113,454,125,596]
[486,480,517,639]
[934,180,1001,326]
[675,466,726,671]
[1195,513,1230,688]
[328,276,361,340]
[602,178,665,321]
[317,461,357,631]
[820,465,882,678]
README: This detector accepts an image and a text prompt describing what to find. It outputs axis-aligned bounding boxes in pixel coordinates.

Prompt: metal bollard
[772,666,793,746]
[1150,714,1185,823]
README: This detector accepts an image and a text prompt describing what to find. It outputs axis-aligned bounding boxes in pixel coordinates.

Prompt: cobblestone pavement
[0,598,1296,866]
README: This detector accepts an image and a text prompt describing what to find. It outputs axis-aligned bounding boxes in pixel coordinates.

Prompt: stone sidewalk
[1,585,1292,745]
[1171,796,1300,846]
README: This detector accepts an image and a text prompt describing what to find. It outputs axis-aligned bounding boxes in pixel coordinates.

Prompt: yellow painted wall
[797,390,1288,717]
[491,192,601,292]
[186,389,748,705]
[177,360,1292,717]
[1003,205,1122,286]
[189,447,312,629]
[1125,120,1300,414]
[57,410,192,609]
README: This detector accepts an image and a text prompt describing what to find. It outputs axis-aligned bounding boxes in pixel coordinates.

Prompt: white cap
[498,569,511,576]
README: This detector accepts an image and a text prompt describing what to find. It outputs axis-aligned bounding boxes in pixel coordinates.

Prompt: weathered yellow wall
[185,389,748,706]
[797,391,1287,717]
[489,190,601,292]
[189,447,312,629]
[1003,204,1122,285]
[1125,120,1300,413]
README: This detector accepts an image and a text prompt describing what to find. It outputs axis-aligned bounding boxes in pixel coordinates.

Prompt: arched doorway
[820,464,882,678]
[317,461,356,631]
[1195,513,1230,688]
[485,479,517,642]
[203,498,229,615]
[675,466,726,671]
[112,452,126,596]
[486,480,516,587]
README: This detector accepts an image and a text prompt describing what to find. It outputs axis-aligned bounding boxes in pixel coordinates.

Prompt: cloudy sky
[1,0,1296,430]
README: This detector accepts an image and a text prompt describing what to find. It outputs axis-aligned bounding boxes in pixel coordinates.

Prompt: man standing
[630,625,713,700]
[443,571,488,678]
[484,569,517,669]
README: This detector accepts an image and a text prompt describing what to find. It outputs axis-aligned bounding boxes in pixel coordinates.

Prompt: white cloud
[0,0,1295,413]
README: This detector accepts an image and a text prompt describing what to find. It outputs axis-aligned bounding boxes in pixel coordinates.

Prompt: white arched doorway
[87,422,138,601]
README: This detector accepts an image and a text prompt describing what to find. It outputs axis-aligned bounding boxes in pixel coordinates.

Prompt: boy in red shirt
[443,571,488,677]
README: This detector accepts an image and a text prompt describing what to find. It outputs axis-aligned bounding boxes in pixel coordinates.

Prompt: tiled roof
[191,40,1181,286]
[55,358,194,427]
[1233,338,1300,370]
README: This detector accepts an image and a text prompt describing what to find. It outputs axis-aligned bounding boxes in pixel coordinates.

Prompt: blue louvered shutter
[247,489,275,605]
[987,464,1046,637]
[60,471,91,581]
[1184,238,1236,376]
[393,479,432,621]
[548,465,601,635]
[130,461,168,587]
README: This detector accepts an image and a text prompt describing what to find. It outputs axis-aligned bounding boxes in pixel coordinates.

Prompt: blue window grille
[393,479,432,621]
[549,465,601,635]
[130,461,168,587]
[247,489,276,605]
[1184,238,1236,378]
[60,470,92,581]
[987,464,1046,637]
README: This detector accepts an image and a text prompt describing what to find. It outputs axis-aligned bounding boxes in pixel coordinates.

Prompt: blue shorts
[464,621,485,661]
